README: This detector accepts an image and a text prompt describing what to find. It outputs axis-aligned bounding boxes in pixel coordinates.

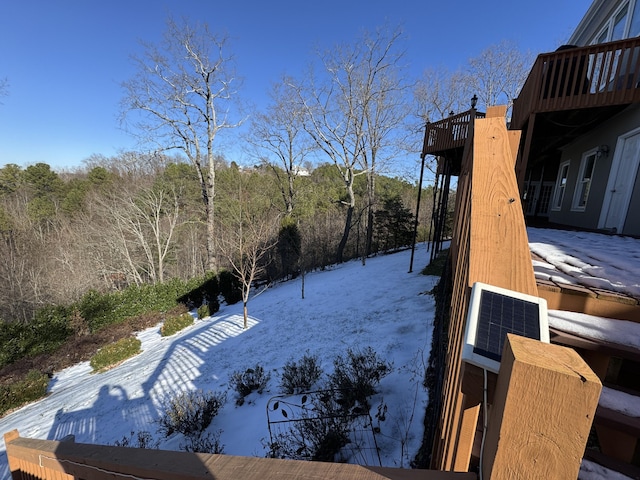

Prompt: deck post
[481,334,601,479]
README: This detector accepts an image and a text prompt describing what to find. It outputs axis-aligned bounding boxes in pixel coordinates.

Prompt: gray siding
[549,106,640,234]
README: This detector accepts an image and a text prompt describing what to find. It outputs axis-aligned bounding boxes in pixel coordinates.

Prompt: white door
[599,130,640,232]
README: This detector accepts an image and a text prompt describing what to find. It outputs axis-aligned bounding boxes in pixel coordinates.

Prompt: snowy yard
[0,246,437,479]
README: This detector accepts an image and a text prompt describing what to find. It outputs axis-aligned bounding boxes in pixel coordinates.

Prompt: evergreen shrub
[89,336,142,372]
[197,304,210,320]
[0,369,49,417]
[161,312,194,337]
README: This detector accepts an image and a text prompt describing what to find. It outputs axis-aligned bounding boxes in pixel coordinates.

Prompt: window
[572,152,597,211]
[552,161,570,210]
[590,1,640,43]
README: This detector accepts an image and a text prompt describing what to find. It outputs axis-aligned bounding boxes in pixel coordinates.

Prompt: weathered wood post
[481,334,601,479]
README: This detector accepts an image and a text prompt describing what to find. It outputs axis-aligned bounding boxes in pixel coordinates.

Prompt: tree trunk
[336,205,353,264]
[206,164,216,272]
[243,302,248,329]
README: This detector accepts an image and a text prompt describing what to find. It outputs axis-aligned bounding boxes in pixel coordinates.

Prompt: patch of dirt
[0,306,186,388]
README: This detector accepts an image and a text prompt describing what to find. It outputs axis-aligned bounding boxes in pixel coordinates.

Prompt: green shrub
[0,370,49,416]
[421,248,449,277]
[280,353,324,394]
[230,364,271,405]
[157,389,226,438]
[161,312,194,337]
[90,336,142,372]
[197,304,210,320]
[218,270,242,305]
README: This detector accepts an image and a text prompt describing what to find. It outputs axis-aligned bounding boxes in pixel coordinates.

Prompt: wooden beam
[469,113,534,294]
[481,334,601,480]
[3,429,477,480]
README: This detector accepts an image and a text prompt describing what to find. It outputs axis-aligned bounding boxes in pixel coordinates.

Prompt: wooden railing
[511,37,640,130]
[421,110,485,157]
[429,106,601,478]
[3,429,477,480]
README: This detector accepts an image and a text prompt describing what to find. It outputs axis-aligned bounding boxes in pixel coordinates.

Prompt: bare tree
[217,171,280,329]
[121,17,242,272]
[463,40,533,112]
[247,77,315,217]
[86,182,181,285]
[294,27,408,263]
[357,27,410,261]
[413,68,468,125]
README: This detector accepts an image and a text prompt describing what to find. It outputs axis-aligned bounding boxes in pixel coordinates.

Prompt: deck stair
[545,307,640,479]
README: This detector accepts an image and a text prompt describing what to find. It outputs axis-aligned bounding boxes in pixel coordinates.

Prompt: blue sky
[0,0,592,170]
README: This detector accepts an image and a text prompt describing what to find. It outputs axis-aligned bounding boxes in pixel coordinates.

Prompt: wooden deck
[510,37,640,185]
[511,37,640,130]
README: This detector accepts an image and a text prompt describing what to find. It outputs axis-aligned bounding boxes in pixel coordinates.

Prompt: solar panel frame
[462,282,549,373]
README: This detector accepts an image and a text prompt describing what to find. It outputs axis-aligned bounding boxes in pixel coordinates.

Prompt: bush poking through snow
[230,364,271,406]
[329,346,392,412]
[161,312,194,337]
[157,389,226,438]
[180,430,225,454]
[113,431,159,449]
[279,353,324,394]
[197,304,210,320]
[89,336,142,372]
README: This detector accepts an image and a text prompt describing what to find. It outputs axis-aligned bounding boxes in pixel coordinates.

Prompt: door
[599,130,640,233]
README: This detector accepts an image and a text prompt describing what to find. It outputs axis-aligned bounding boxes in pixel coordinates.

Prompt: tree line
[0,157,426,325]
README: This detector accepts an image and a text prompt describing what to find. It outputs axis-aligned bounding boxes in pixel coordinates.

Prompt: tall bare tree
[294,26,407,263]
[463,40,533,112]
[121,17,242,272]
[357,27,409,261]
[248,77,314,217]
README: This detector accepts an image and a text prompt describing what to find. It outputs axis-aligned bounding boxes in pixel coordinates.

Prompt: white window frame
[591,0,640,44]
[552,161,570,211]
[572,150,598,211]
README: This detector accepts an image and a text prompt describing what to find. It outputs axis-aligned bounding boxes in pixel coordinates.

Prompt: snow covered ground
[0,246,437,479]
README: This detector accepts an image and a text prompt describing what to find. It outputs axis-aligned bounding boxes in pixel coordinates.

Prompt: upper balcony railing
[421,110,485,158]
[511,37,640,130]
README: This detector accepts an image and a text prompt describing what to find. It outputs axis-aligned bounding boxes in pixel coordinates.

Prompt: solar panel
[462,282,549,373]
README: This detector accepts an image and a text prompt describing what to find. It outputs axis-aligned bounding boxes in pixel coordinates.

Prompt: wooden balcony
[421,110,485,174]
[511,38,640,172]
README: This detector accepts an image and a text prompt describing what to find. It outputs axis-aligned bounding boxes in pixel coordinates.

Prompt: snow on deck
[599,386,640,418]
[528,227,640,299]
[548,310,640,351]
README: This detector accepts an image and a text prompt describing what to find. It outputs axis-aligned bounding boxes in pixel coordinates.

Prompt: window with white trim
[572,152,597,211]
[552,161,570,210]
[591,0,640,44]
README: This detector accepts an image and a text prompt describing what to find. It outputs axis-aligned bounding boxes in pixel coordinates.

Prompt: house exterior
[513,0,640,236]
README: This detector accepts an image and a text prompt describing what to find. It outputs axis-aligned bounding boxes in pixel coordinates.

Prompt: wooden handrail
[3,430,477,480]
[511,37,640,129]
[429,106,600,477]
